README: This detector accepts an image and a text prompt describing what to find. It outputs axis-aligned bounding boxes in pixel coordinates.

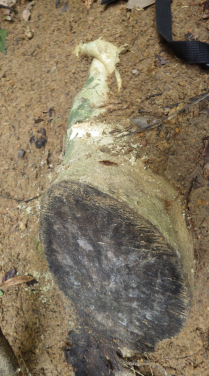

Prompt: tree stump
[39,39,193,375]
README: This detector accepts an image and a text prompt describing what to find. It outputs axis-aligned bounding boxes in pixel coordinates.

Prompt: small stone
[18,149,25,158]
[202,13,209,19]
[25,26,33,39]
[19,222,26,230]
[132,117,148,129]
[140,140,147,147]
[22,8,31,22]
[19,215,27,230]
[60,2,69,12]
[132,68,139,75]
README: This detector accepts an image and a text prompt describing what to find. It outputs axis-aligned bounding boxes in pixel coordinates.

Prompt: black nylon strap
[101,0,117,4]
[156,0,209,65]
[101,0,209,66]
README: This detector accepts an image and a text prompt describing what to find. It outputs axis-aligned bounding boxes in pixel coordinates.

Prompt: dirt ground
[1,0,209,375]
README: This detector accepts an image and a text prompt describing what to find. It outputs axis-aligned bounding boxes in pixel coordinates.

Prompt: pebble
[132,68,139,75]
[22,8,31,22]
[132,117,148,129]
[18,149,25,158]
[19,222,26,230]
[25,26,34,39]
[60,3,69,12]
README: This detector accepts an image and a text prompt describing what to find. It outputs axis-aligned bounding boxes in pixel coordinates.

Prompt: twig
[131,367,144,376]
[19,355,32,376]
[152,90,209,125]
[174,5,189,15]
[121,360,169,375]
[184,176,198,209]
[124,363,145,376]
[138,109,162,117]
[0,4,12,9]
[143,92,163,101]
[200,332,209,369]
[132,31,140,46]
[91,101,130,112]
[0,194,40,204]
[145,354,153,376]
[117,90,209,137]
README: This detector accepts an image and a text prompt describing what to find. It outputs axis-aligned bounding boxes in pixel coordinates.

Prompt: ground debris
[0,275,36,289]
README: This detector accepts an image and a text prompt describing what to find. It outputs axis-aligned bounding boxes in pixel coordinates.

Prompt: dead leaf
[0,275,35,288]
[22,8,31,22]
[2,267,15,283]
[99,160,118,166]
[22,0,35,22]
[126,0,155,10]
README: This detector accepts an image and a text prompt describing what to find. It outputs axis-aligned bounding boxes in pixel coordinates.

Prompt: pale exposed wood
[39,38,194,376]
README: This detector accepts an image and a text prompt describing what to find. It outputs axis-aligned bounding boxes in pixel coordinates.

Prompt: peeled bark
[0,328,21,376]
[39,39,193,376]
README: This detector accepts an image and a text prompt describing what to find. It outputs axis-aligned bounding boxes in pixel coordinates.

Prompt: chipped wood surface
[0,328,21,376]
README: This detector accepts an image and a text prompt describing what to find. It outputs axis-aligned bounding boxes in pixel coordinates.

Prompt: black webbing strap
[156,0,209,65]
[101,0,117,3]
[101,0,209,66]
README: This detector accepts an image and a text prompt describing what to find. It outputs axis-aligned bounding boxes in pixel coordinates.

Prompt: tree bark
[39,39,194,376]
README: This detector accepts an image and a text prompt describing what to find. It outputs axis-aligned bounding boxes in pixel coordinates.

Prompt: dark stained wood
[39,180,191,375]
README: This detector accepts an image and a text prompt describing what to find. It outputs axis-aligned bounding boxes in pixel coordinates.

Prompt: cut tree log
[39,39,194,376]
[0,328,21,376]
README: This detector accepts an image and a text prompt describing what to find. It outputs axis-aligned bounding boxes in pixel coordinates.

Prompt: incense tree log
[0,328,21,376]
[39,39,193,376]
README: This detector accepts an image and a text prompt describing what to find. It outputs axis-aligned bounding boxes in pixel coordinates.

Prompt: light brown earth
[0,0,209,375]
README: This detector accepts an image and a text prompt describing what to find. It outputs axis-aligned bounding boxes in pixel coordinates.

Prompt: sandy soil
[0,0,209,375]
